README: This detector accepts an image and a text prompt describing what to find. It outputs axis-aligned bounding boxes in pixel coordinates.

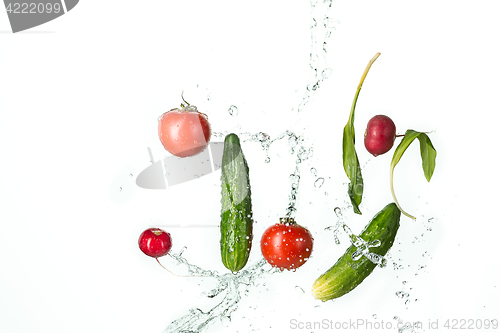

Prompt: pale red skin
[158,109,211,158]
[364,115,396,156]
[260,222,314,271]
[138,228,172,258]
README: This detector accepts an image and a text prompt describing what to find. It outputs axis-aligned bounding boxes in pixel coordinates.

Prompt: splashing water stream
[328,207,388,267]
[163,256,273,333]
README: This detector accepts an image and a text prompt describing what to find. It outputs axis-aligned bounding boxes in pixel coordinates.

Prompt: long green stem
[347,53,381,125]
[390,167,417,220]
[343,53,381,214]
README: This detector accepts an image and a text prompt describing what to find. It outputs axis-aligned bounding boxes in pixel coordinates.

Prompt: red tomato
[260,218,314,271]
[158,103,211,158]
[138,228,172,258]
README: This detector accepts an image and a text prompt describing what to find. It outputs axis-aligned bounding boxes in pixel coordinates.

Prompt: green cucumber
[220,133,253,273]
[312,203,400,301]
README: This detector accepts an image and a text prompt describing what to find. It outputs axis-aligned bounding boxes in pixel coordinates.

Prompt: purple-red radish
[364,115,396,156]
[138,228,172,258]
[138,228,200,277]
[138,228,180,275]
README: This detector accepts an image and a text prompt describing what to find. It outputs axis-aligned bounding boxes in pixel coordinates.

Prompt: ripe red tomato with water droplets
[138,228,172,258]
[158,96,211,158]
[260,218,313,271]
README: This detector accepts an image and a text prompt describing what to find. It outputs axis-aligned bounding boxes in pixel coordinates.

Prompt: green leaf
[343,123,363,214]
[390,129,437,219]
[390,130,421,168]
[418,133,437,182]
[341,53,380,215]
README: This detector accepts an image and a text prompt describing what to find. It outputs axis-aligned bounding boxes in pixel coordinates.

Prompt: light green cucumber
[312,203,400,301]
[220,133,253,273]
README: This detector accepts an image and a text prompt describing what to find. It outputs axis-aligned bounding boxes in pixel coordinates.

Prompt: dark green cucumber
[312,203,400,301]
[220,133,253,273]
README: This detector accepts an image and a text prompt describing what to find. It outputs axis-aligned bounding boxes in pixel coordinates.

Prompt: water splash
[297,0,335,112]
[214,130,314,218]
[163,253,273,333]
[326,207,388,267]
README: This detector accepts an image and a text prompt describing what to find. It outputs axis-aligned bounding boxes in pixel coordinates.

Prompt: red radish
[364,115,396,156]
[138,228,172,258]
[138,228,197,277]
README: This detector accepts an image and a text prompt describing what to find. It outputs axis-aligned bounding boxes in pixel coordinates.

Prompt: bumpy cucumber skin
[312,203,400,301]
[220,133,253,273]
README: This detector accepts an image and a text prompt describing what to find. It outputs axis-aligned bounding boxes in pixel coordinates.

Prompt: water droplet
[295,286,305,293]
[396,291,410,298]
[289,173,300,184]
[334,207,342,217]
[297,146,311,162]
[119,187,122,192]
[352,251,363,261]
[228,105,238,116]
[373,314,377,319]
[264,156,271,163]
[334,234,340,245]
[314,177,325,188]
[322,68,333,79]
[310,167,317,176]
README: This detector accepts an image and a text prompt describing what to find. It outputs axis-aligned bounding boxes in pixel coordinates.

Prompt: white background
[1,1,499,332]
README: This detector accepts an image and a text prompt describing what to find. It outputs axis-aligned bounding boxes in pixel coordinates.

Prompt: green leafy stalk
[390,129,437,219]
[343,53,381,214]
